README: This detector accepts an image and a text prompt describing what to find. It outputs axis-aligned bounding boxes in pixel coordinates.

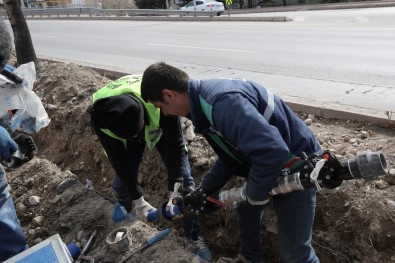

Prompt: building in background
[15,0,72,8]
[0,0,104,8]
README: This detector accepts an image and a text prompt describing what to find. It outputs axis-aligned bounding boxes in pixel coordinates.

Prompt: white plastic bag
[0,62,50,134]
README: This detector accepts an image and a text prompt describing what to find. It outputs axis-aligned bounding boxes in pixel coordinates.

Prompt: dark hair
[141,62,189,103]
[0,20,12,68]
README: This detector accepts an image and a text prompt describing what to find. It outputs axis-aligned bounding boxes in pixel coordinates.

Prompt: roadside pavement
[228,0,395,14]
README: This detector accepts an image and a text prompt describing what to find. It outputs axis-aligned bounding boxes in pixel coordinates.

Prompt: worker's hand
[162,189,183,220]
[1,64,23,84]
[133,196,158,222]
[0,126,18,161]
[164,202,183,220]
[3,64,16,72]
[182,185,195,195]
[166,184,182,208]
[166,191,176,211]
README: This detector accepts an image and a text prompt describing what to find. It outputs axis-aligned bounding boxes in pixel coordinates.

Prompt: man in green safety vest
[90,75,212,262]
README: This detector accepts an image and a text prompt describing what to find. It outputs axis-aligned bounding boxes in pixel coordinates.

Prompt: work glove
[162,183,183,220]
[133,196,158,223]
[166,182,181,211]
[1,64,23,84]
[182,184,196,195]
[0,126,18,162]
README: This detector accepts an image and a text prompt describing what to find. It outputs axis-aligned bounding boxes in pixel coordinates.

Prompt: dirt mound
[6,60,395,262]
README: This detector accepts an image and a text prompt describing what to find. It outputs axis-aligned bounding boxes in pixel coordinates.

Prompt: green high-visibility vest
[199,93,301,169]
[92,75,162,150]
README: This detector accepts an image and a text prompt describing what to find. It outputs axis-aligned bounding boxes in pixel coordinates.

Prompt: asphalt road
[25,7,395,121]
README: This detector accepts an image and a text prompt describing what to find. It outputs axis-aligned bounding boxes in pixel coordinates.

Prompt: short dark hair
[141,62,189,102]
[0,20,12,68]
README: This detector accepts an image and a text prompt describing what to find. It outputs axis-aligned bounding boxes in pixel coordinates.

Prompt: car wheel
[217,12,221,16]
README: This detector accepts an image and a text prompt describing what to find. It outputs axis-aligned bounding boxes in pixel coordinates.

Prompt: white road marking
[148,43,254,53]
[32,34,57,38]
[354,16,369,22]
[293,16,305,22]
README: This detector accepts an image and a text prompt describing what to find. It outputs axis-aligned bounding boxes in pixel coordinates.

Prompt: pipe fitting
[106,226,132,253]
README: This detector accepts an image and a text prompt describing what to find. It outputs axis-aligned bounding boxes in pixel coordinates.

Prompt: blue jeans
[236,188,319,263]
[112,144,200,240]
[0,165,26,261]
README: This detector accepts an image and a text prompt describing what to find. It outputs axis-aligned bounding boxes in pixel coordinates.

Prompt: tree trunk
[3,0,39,70]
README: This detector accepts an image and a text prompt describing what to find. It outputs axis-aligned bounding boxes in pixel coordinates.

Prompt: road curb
[25,15,291,22]
[285,100,391,125]
[229,0,395,14]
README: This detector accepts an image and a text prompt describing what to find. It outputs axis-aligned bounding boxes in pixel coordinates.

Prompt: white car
[180,0,225,16]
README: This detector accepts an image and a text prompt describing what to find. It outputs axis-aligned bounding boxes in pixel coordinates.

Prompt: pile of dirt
[6,60,395,263]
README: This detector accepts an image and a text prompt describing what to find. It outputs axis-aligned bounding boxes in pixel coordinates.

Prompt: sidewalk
[228,0,395,14]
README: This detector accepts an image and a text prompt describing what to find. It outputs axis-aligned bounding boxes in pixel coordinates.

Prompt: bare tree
[99,0,135,9]
[3,0,39,69]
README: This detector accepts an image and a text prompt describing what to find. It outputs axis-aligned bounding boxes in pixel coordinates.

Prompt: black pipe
[338,151,387,180]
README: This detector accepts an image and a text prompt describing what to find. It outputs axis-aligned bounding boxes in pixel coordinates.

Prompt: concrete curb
[285,100,392,125]
[229,0,395,14]
[25,15,291,22]
[40,57,393,125]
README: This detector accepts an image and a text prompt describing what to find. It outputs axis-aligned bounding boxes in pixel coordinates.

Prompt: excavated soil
[5,60,395,263]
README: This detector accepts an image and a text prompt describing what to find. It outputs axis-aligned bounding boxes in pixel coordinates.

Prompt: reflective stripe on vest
[92,75,162,150]
[199,95,243,163]
[264,89,275,121]
[199,90,297,168]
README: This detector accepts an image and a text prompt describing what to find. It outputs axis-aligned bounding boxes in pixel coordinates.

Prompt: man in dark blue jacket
[141,62,322,263]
